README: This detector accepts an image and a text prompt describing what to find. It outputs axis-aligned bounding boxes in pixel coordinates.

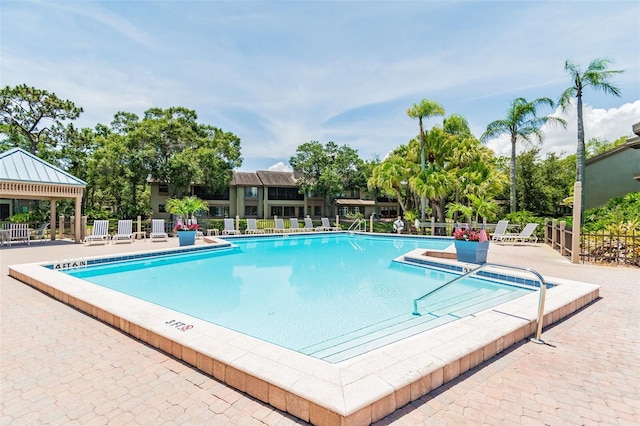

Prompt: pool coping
[8,240,600,426]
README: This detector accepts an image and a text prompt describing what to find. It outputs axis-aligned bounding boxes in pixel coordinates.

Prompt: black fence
[580,230,639,267]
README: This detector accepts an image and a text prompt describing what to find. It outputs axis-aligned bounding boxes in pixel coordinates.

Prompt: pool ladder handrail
[411,262,548,344]
[348,218,366,232]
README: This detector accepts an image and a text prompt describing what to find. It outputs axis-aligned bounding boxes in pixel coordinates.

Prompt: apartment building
[150,170,399,220]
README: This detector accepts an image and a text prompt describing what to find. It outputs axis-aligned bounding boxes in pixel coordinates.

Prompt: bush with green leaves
[582,192,640,233]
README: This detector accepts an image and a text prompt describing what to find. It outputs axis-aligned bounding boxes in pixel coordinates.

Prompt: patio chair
[303,217,316,232]
[149,219,168,242]
[317,217,340,232]
[112,220,134,244]
[84,220,110,245]
[245,218,265,234]
[497,223,539,244]
[30,223,50,243]
[289,218,305,232]
[222,218,240,235]
[272,218,288,233]
[490,220,509,241]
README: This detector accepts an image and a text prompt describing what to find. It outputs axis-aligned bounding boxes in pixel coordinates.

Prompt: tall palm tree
[407,99,445,219]
[558,58,623,214]
[481,97,566,213]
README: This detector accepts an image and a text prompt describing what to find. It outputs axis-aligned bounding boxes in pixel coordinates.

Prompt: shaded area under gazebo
[0,147,86,243]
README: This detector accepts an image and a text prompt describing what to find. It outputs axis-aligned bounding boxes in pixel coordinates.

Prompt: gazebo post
[74,194,82,244]
[50,198,57,241]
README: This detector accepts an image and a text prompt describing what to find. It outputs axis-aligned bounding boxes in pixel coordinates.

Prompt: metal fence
[580,229,639,267]
[545,219,639,267]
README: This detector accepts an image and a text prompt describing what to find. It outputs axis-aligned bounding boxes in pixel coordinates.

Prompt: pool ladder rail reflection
[411,263,549,344]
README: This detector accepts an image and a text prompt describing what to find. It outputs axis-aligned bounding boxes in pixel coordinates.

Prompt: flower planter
[454,240,489,264]
[177,230,196,246]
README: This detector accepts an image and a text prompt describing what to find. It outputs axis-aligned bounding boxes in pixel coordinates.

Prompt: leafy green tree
[135,107,242,197]
[407,99,445,219]
[585,135,628,158]
[481,97,566,213]
[290,141,364,215]
[165,196,209,221]
[559,58,624,213]
[0,84,83,159]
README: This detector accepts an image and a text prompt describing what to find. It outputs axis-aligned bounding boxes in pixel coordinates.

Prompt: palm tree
[481,97,566,213]
[368,156,415,215]
[407,99,445,219]
[558,58,623,214]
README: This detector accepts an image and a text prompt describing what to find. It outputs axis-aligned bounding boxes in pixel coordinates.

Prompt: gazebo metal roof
[0,147,86,186]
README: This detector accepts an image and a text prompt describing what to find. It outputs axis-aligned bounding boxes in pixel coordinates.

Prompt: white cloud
[267,162,293,172]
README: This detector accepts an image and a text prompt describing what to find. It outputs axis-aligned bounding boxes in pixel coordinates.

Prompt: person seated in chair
[393,216,404,234]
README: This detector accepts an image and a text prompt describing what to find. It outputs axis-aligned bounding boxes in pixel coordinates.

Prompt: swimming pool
[9,233,600,424]
[62,234,533,362]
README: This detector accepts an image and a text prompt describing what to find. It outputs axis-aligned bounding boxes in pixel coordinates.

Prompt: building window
[158,204,166,213]
[193,186,230,200]
[158,185,169,195]
[245,205,257,216]
[314,206,322,217]
[283,206,296,217]
[209,206,230,217]
[271,206,283,217]
[267,187,304,201]
[244,187,258,198]
[379,207,398,218]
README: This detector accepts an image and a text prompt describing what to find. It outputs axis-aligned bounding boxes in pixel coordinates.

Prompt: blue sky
[2,1,639,172]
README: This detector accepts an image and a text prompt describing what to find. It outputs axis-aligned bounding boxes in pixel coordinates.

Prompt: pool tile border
[8,244,600,426]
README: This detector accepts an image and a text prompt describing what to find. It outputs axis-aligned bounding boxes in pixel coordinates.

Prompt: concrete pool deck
[1,237,639,425]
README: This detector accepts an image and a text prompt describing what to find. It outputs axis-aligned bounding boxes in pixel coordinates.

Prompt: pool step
[301,288,530,363]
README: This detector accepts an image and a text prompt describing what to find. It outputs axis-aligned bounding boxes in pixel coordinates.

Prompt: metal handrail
[348,219,366,232]
[411,262,548,343]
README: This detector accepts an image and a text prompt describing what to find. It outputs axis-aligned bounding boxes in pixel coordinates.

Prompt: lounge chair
[490,220,509,241]
[112,220,134,244]
[303,217,316,232]
[84,220,110,245]
[497,223,539,244]
[317,217,340,232]
[272,218,288,233]
[31,223,50,243]
[149,219,168,242]
[245,218,265,234]
[289,218,305,232]
[222,218,240,235]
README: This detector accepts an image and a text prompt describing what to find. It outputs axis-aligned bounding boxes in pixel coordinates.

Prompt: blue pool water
[64,234,533,362]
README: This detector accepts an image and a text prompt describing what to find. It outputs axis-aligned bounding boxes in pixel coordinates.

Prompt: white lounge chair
[84,220,110,245]
[149,219,168,242]
[112,220,134,244]
[317,217,340,231]
[289,218,305,232]
[498,223,539,244]
[490,220,509,241]
[245,218,265,234]
[303,217,316,232]
[272,218,288,233]
[222,218,240,235]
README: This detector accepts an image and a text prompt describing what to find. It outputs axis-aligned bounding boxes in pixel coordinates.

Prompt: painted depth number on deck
[165,319,193,332]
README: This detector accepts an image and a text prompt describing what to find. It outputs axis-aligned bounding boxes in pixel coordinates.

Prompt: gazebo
[0,147,86,243]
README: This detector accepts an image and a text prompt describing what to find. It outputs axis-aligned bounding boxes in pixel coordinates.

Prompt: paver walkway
[1,238,638,425]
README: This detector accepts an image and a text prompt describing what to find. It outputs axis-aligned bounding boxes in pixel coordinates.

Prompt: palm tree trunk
[510,135,517,213]
[576,93,585,218]
[419,117,426,220]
